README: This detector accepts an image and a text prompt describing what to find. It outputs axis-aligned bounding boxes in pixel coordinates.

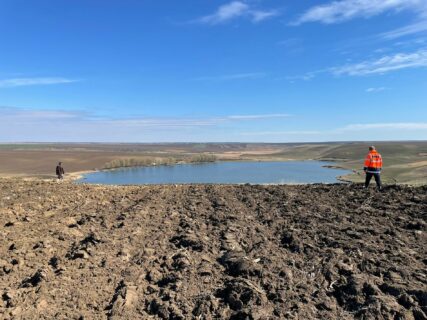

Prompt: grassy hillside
[317,142,427,185]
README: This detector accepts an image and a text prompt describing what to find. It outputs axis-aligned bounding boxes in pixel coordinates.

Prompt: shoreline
[0,159,358,183]
[0,159,383,185]
[65,170,98,182]
[0,170,98,182]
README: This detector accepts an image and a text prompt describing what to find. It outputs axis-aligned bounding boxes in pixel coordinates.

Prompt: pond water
[78,161,351,185]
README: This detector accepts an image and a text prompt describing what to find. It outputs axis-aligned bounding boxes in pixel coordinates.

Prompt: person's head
[369,146,376,151]
[58,162,62,165]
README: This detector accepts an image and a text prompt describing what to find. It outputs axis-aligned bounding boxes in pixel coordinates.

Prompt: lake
[78,161,351,185]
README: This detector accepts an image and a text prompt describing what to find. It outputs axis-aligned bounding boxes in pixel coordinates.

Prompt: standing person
[364,146,382,190]
[56,162,65,179]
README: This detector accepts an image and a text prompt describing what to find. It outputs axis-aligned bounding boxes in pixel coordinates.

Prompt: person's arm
[363,154,371,172]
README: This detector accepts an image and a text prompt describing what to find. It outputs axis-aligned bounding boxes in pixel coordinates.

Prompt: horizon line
[1,140,426,145]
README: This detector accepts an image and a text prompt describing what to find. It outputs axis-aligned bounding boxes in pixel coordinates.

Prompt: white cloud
[285,71,319,82]
[104,118,218,128]
[340,122,427,130]
[197,1,278,25]
[199,1,248,24]
[0,77,78,88]
[227,114,290,120]
[332,49,427,75]
[0,107,296,142]
[1,107,83,120]
[240,130,321,136]
[235,123,427,144]
[293,0,425,25]
[287,48,427,80]
[241,123,427,138]
[366,87,387,93]
[251,10,279,23]
[381,20,427,39]
[2,107,425,142]
[0,107,291,127]
[193,72,266,81]
[109,114,290,127]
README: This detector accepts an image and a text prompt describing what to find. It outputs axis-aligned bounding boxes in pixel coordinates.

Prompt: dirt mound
[0,180,426,319]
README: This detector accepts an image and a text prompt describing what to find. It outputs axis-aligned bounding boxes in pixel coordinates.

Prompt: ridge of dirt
[0,180,426,319]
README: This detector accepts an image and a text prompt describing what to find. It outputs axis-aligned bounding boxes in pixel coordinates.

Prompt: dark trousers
[365,172,381,188]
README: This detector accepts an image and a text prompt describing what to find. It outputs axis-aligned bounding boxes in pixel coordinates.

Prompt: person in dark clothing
[364,146,382,190]
[56,162,65,179]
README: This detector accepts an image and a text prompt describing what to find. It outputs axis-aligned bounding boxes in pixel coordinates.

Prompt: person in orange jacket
[364,146,382,190]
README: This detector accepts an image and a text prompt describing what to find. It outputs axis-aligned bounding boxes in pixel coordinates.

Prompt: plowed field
[0,180,426,319]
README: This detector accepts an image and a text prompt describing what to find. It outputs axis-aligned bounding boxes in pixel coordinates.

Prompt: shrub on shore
[188,154,217,163]
[103,154,217,169]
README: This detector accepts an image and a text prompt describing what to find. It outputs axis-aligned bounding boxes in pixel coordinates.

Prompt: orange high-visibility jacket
[364,150,383,171]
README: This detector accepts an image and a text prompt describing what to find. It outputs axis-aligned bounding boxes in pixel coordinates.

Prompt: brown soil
[0,144,282,177]
[0,180,426,319]
[0,150,142,176]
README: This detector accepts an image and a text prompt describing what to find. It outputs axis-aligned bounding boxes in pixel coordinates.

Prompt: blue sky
[1,0,426,142]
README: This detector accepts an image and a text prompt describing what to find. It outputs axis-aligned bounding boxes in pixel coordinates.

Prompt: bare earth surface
[0,180,426,319]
